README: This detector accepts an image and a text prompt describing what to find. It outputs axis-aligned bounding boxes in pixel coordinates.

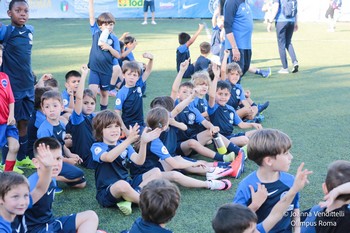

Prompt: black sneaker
[258,101,269,114]
[292,63,299,73]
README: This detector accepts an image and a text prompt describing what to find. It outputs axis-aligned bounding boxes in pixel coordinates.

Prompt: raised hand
[141,128,162,143]
[250,183,268,210]
[127,124,140,143]
[180,59,190,72]
[292,162,312,193]
[36,143,55,168]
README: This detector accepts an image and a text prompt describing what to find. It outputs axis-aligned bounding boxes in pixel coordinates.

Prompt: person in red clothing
[0,44,20,173]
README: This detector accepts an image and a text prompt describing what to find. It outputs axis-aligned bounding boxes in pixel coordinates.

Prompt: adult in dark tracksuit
[270,0,299,74]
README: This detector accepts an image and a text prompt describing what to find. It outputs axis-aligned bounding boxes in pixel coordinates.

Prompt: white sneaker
[278,68,289,74]
[141,21,147,25]
[151,21,157,25]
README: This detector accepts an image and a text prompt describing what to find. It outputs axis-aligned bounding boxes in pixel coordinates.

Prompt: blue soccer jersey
[194,55,211,72]
[129,217,173,233]
[129,138,171,177]
[176,44,194,78]
[27,110,45,158]
[175,104,205,142]
[159,125,177,157]
[66,111,97,169]
[0,216,11,233]
[115,83,145,128]
[208,103,242,137]
[0,24,34,93]
[191,97,208,114]
[233,171,299,233]
[91,141,135,192]
[61,89,71,108]
[25,172,56,232]
[227,82,246,109]
[224,0,253,50]
[87,23,116,76]
[37,120,66,147]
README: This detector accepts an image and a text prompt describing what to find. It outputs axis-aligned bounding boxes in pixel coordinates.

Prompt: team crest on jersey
[63,99,68,106]
[136,87,142,97]
[115,98,121,106]
[107,38,113,45]
[235,89,241,98]
[1,79,8,88]
[120,149,128,159]
[229,112,234,124]
[94,147,102,155]
[188,113,195,125]
[161,146,169,154]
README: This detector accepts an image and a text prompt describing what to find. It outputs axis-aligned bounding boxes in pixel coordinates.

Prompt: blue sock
[17,135,28,161]
[100,104,108,110]
[213,153,224,161]
[2,145,9,164]
[227,143,240,154]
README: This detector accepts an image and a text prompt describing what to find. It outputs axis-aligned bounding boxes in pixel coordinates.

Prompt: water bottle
[213,133,227,155]
[98,28,109,46]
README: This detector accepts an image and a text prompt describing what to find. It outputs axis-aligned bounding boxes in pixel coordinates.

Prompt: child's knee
[187,139,199,148]
[8,139,19,153]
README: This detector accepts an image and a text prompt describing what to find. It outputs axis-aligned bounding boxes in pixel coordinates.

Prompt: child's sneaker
[206,167,233,180]
[141,21,147,25]
[255,114,265,123]
[223,152,235,162]
[212,161,231,168]
[55,187,63,194]
[257,101,269,114]
[241,145,248,160]
[278,68,289,74]
[117,201,132,215]
[230,150,245,179]
[16,156,35,169]
[151,21,157,25]
[208,179,232,191]
[260,68,271,78]
[12,166,24,174]
[292,62,299,73]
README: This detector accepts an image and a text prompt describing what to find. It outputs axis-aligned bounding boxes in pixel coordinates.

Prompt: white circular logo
[107,38,113,45]
[161,146,169,154]
[121,150,128,159]
[115,98,121,106]
[63,99,68,106]
[94,147,102,155]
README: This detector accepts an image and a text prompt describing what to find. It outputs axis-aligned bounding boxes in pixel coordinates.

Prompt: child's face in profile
[82,95,96,115]
[103,123,121,145]
[0,184,30,218]
[7,2,29,27]
[123,70,139,87]
[100,22,115,33]
[270,150,293,172]
[178,86,193,101]
[65,76,80,94]
[215,88,231,106]
[228,70,240,85]
[42,98,64,122]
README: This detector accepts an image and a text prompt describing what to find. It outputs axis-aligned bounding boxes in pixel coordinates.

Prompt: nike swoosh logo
[183,3,198,9]
[47,188,54,195]
[19,31,26,35]
[15,225,21,233]
[57,130,62,135]
[267,189,278,196]
[101,85,109,88]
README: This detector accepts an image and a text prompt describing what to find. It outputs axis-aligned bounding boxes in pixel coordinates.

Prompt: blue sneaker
[260,68,271,78]
[55,187,63,194]
[258,101,269,114]
[255,114,265,123]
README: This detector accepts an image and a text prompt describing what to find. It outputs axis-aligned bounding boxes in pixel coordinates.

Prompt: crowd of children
[0,0,348,233]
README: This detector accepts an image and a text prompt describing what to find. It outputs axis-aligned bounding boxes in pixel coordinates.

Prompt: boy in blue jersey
[128,179,180,233]
[66,65,97,169]
[208,66,262,147]
[88,0,121,110]
[115,55,153,134]
[194,42,211,72]
[61,70,81,120]
[233,129,301,233]
[213,163,311,233]
[38,90,87,189]
[25,137,100,233]
[211,8,224,57]
[91,110,161,215]
[176,24,204,78]
[0,0,35,169]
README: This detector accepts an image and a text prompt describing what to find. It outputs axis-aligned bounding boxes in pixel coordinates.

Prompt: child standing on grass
[91,110,161,215]
[176,24,204,78]
[24,137,100,233]
[115,56,153,134]
[88,0,121,110]
[233,129,300,233]
[0,0,35,169]
[65,65,97,169]
[127,179,180,233]
[0,44,20,174]
[37,90,86,189]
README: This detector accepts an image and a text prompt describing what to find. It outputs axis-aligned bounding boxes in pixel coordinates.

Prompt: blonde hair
[227,62,243,76]
[191,71,211,87]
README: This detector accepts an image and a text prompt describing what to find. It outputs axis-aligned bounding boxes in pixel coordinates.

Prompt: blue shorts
[224,132,246,140]
[59,162,86,186]
[0,124,19,147]
[143,0,155,12]
[13,89,34,121]
[36,214,76,233]
[88,70,112,91]
[96,175,143,207]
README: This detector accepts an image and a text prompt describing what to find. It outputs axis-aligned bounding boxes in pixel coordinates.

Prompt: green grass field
[1,18,350,232]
